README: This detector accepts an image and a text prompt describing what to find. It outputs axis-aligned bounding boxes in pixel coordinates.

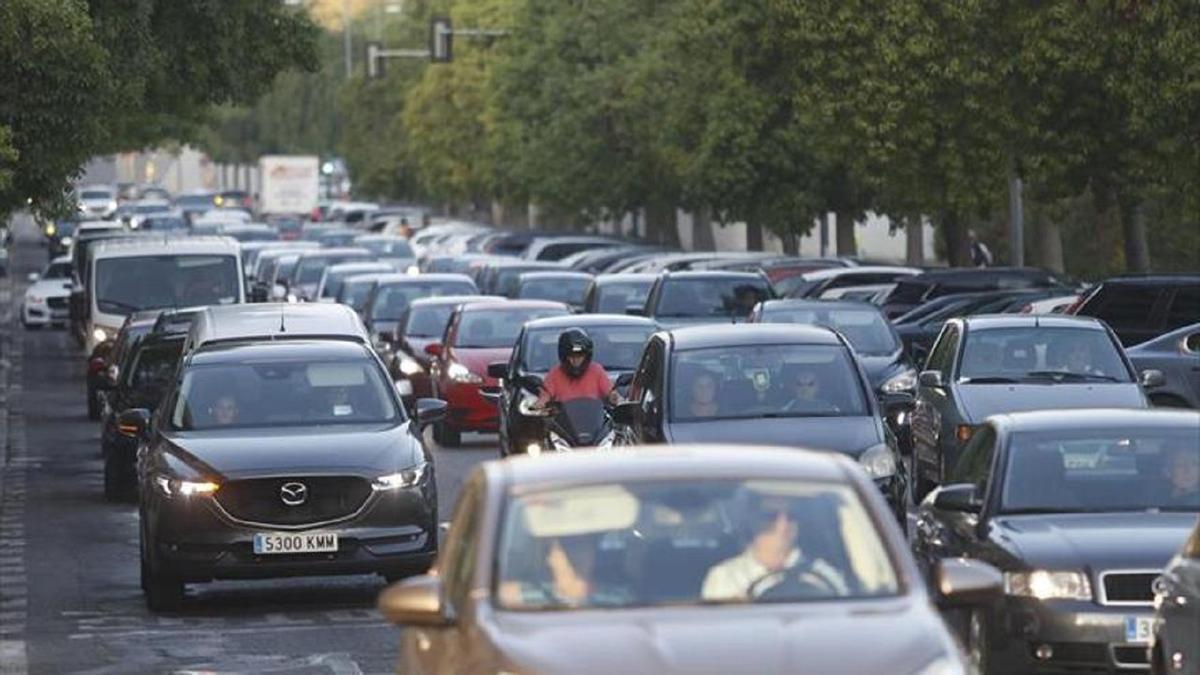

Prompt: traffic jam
[2,185,1192,675]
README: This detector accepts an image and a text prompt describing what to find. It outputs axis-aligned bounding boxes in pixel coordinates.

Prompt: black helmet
[557,328,594,378]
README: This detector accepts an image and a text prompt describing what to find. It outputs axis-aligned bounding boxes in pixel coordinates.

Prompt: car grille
[1100,571,1157,605]
[47,297,68,309]
[214,476,372,527]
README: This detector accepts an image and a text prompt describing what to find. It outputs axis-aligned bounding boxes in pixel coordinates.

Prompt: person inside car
[1048,335,1102,376]
[210,395,239,426]
[686,370,721,418]
[499,534,631,608]
[702,495,847,601]
[534,329,619,408]
[1163,444,1200,506]
[781,365,840,414]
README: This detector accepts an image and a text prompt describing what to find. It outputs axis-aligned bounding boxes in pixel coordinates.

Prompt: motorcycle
[522,397,615,454]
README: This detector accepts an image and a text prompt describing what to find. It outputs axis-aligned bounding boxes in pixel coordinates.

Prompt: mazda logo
[280,482,308,507]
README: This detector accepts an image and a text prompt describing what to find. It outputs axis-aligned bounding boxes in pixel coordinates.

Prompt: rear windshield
[95,255,239,315]
[404,305,458,338]
[142,216,187,231]
[517,277,591,306]
[759,306,899,356]
[594,280,653,313]
[370,282,479,321]
[338,278,379,311]
[658,278,772,319]
[455,307,570,348]
[81,190,112,200]
[295,254,368,285]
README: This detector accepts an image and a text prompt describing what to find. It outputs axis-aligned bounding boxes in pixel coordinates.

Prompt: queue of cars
[30,196,1198,673]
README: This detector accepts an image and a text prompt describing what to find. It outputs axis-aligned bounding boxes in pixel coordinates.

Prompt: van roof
[91,236,241,259]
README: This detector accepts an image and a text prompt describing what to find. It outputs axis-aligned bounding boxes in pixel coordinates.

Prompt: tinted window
[338,279,378,311]
[455,307,570,348]
[658,278,772,319]
[171,358,400,430]
[128,341,183,389]
[759,306,899,355]
[522,325,654,373]
[95,255,239,315]
[295,254,369,285]
[517,277,591,306]
[594,281,652,314]
[1166,286,1200,330]
[81,190,112,200]
[1083,285,1160,332]
[141,216,187,231]
[371,281,478,320]
[950,426,996,490]
[45,261,72,279]
[958,327,1130,383]
[925,324,959,372]
[671,344,868,421]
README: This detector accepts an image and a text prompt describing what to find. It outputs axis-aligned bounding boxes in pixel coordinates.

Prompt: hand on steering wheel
[746,566,838,601]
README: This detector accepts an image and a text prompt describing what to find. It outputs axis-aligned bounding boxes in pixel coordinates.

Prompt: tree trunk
[691,206,716,251]
[780,230,799,255]
[745,221,764,251]
[1036,215,1065,273]
[835,211,857,257]
[905,215,924,266]
[941,212,971,267]
[1120,201,1151,273]
[645,200,680,247]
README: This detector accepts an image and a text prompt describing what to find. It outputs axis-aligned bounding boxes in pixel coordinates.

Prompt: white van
[86,237,244,351]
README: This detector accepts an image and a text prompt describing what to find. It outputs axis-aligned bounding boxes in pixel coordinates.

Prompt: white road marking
[69,619,392,640]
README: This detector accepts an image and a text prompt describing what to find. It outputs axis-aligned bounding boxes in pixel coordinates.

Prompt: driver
[781,366,839,414]
[1163,444,1200,506]
[535,328,619,408]
[702,495,848,601]
[210,395,239,426]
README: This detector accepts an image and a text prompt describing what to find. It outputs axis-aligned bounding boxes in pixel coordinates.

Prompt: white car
[22,256,74,328]
[77,185,118,219]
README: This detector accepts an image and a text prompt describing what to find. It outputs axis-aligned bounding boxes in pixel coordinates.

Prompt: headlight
[398,356,424,376]
[286,293,298,303]
[154,475,220,498]
[910,656,965,675]
[92,327,110,343]
[373,462,428,490]
[1005,570,1092,601]
[406,265,420,275]
[858,443,897,479]
[525,442,543,457]
[61,236,73,246]
[881,369,917,394]
[46,224,57,236]
[447,361,482,384]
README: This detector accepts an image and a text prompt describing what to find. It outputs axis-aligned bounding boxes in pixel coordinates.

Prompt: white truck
[258,155,319,216]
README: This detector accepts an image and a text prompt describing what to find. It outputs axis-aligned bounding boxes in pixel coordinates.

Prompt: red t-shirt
[542,362,613,402]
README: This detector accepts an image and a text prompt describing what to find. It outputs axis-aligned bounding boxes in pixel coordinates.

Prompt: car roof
[591,273,657,284]
[458,299,570,313]
[408,294,502,309]
[326,262,394,273]
[191,338,373,365]
[489,445,853,488]
[669,323,842,350]
[517,271,594,281]
[296,247,371,258]
[523,314,658,331]
[373,273,475,286]
[990,408,1200,434]
[91,236,240,258]
[1092,274,1200,286]
[800,265,921,281]
[905,267,1056,281]
[959,314,1106,330]
[759,299,886,314]
[660,270,769,281]
[188,303,369,347]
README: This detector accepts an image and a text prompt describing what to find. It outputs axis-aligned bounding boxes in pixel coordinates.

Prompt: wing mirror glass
[1139,369,1164,388]
[486,362,508,380]
[932,483,982,513]
[378,574,451,627]
[934,558,1003,608]
[414,398,447,428]
[116,408,151,437]
[918,370,945,388]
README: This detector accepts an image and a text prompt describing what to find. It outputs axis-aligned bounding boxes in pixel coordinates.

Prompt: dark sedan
[612,324,909,518]
[911,315,1151,498]
[1151,517,1200,675]
[128,339,446,610]
[635,271,774,329]
[514,271,594,311]
[881,267,1066,319]
[492,314,657,456]
[581,273,655,314]
[913,409,1200,674]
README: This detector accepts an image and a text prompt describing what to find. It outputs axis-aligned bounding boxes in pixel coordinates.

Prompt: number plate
[253,532,339,555]
[1124,616,1154,644]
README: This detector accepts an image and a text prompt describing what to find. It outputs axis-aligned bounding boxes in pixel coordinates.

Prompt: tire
[103,454,121,502]
[140,524,183,612]
[87,385,102,421]
[967,608,994,675]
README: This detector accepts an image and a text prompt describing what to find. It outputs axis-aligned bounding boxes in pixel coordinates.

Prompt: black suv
[881,267,1066,319]
[127,339,446,610]
[1070,275,1200,346]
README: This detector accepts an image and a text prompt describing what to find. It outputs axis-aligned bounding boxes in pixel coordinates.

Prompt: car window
[1000,427,1200,513]
[1165,286,1200,331]
[370,282,478,321]
[1083,284,1161,332]
[128,341,184,389]
[442,477,483,610]
[949,426,997,490]
[670,344,869,422]
[958,327,1131,383]
[657,278,771,319]
[404,305,459,338]
[594,281,652,314]
[925,324,959,373]
[45,261,72,279]
[171,358,401,430]
[494,479,899,611]
[759,306,898,356]
[517,278,590,306]
[521,326,654,373]
[95,255,239,315]
[454,307,570,348]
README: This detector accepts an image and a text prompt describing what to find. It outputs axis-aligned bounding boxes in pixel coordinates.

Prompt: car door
[623,337,665,444]
[914,425,998,569]
[913,323,961,485]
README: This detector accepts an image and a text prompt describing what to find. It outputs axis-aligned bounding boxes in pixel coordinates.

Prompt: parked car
[635,271,774,329]
[514,271,594,311]
[1127,323,1200,409]
[21,256,73,328]
[881,267,1066,319]
[1151,517,1200,675]
[785,266,921,299]
[428,299,570,446]
[129,338,447,610]
[380,446,1000,675]
[492,314,657,456]
[1069,275,1200,347]
[612,324,910,519]
[361,274,480,351]
[581,274,655,314]
[521,236,623,262]
[910,315,1152,498]
[912,409,1200,674]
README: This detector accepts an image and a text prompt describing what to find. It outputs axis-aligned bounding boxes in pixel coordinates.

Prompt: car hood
[165,423,421,480]
[27,279,72,297]
[957,383,1146,422]
[666,416,882,457]
[990,512,1199,571]
[486,601,954,675]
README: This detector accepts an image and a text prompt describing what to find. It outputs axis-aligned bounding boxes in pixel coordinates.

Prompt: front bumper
[23,302,68,326]
[990,596,1154,672]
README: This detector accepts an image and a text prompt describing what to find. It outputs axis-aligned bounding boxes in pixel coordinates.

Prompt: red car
[428,299,569,446]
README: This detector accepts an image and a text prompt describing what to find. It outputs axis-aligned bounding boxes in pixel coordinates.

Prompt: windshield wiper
[98,299,141,313]
[960,376,1021,384]
[1023,370,1122,383]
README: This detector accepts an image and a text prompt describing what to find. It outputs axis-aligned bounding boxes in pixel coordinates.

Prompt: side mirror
[918,370,945,388]
[414,398,447,428]
[611,400,639,426]
[932,483,982,513]
[614,372,634,388]
[625,303,645,316]
[378,574,450,627]
[424,343,443,358]
[1139,369,1165,388]
[880,391,914,417]
[487,362,508,380]
[116,408,151,438]
[27,272,40,283]
[933,558,1003,608]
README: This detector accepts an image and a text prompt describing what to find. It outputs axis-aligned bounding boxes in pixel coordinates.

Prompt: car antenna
[279,306,287,334]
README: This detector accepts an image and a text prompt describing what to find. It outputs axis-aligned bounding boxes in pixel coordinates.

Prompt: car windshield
[127,340,184,389]
[359,239,414,257]
[518,277,590,306]
[759,306,899,356]
[594,280,652,313]
[369,282,477,320]
[958,327,1131,383]
[1001,428,1200,513]
[338,279,378,311]
[134,203,169,214]
[522,325,654,372]
[226,229,278,242]
[495,267,553,297]
[81,190,112,200]
[670,345,869,422]
[171,358,400,430]
[321,267,388,299]
[456,307,569,348]
[176,195,215,208]
[142,216,187,231]
[495,479,899,611]
[95,255,239,315]
[659,278,771,318]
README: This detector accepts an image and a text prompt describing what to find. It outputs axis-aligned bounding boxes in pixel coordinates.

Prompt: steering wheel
[747,564,839,602]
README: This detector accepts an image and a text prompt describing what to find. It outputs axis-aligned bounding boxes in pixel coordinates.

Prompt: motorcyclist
[534,328,619,409]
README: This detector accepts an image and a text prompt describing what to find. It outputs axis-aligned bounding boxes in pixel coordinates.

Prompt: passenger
[686,371,720,418]
[535,329,619,408]
[702,496,847,601]
[210,395,239,426]
[1163,445,1200,506]
[500,535,629,608]
[782,367,839,414]
[1048,336,1100,376]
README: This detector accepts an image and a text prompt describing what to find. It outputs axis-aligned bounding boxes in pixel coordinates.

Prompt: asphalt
[0,215,496,674]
